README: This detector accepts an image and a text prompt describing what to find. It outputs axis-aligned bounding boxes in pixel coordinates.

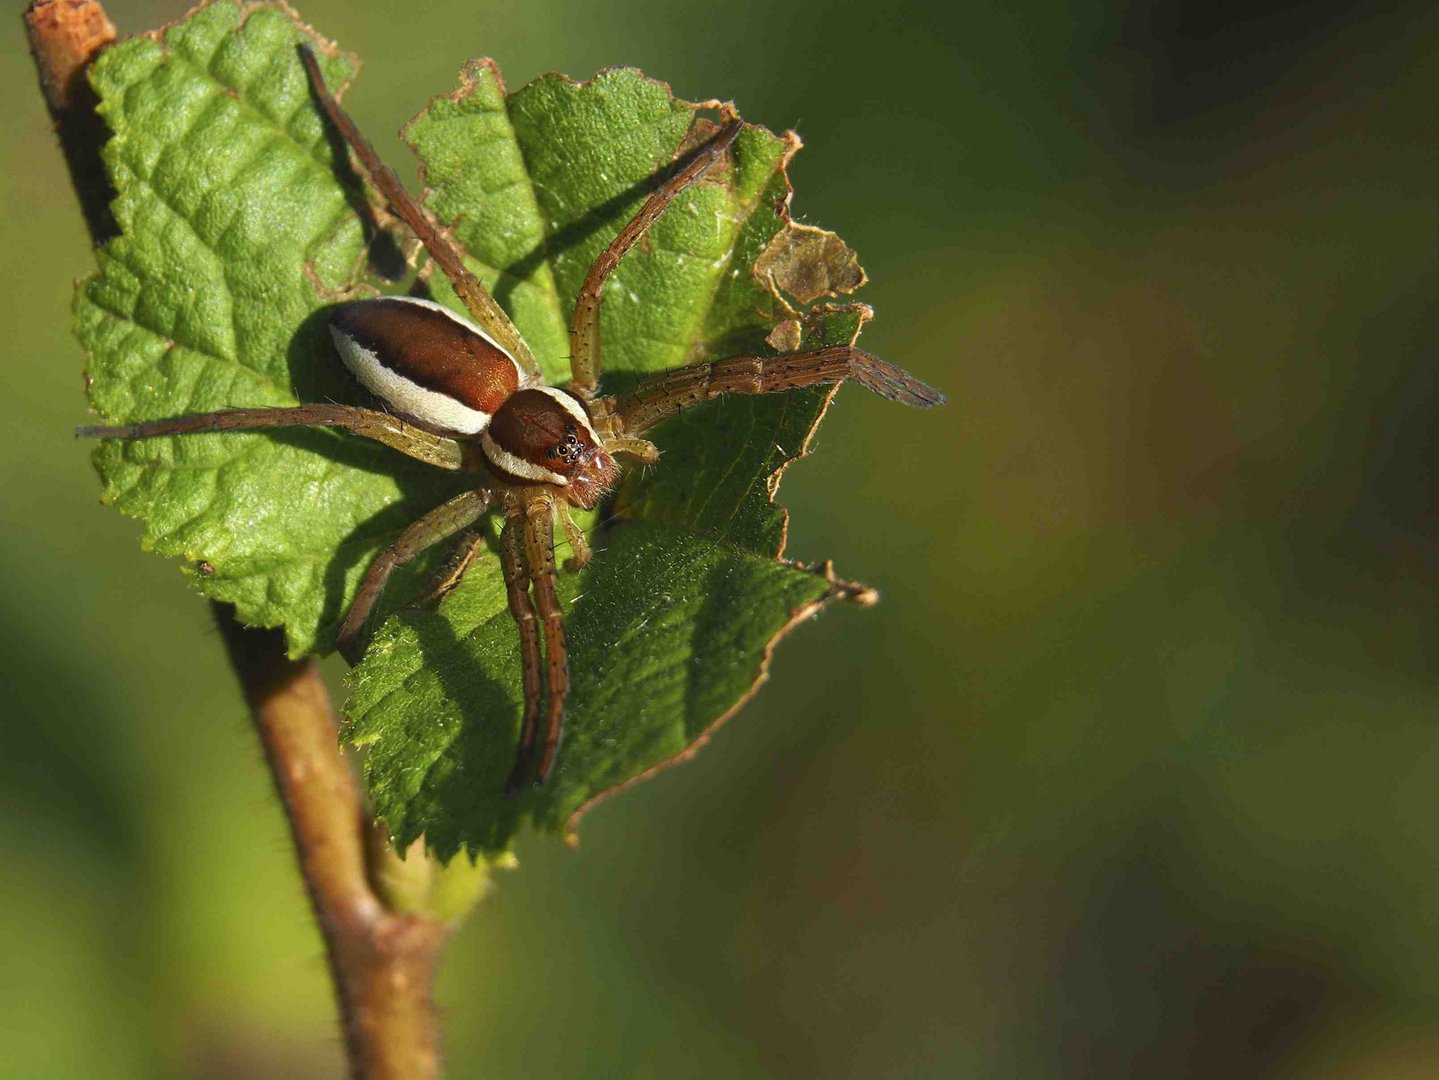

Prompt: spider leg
[606,436,660,464]
[520,493,571,786]
[298,45,542,383]
[606,345,946,435]
[555,502,592,572]
[500,505,544,795]
[418,528,487,606]
[337,488,491,661]
[568,111,744,399]
[78,404,468,471]
[500,492,584,790]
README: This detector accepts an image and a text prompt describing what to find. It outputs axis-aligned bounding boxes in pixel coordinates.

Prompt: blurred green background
[6,0,1439,1075]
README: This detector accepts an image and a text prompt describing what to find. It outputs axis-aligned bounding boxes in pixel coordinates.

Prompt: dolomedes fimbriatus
[79,46,944,792]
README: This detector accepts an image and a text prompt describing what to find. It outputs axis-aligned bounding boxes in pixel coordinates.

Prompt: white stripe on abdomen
[330,329,493,434]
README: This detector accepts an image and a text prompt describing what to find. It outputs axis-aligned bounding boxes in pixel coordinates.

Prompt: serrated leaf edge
[560,557,876,843]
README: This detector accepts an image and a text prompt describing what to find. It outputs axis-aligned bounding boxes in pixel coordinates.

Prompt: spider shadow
[307,62,409,284]
[488,173,645,311]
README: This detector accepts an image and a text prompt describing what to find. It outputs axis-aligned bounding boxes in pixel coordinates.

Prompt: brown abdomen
[330,297,523,433]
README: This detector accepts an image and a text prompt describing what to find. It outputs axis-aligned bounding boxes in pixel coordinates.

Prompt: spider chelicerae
[79,45,945,793]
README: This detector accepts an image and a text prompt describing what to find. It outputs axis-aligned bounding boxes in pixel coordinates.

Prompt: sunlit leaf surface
[78,0,879,859]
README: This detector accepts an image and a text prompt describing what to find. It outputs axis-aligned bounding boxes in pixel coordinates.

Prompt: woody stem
[25,3,450,1076]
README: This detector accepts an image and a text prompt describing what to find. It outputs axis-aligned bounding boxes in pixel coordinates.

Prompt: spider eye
[546,423,586,465]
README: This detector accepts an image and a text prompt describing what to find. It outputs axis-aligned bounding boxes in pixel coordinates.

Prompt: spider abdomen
[329,296,523,434]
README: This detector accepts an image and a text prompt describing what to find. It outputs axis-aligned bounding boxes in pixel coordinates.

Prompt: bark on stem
[26,2,448,1075]
[217,617,446,1079]
[24,0,116,238]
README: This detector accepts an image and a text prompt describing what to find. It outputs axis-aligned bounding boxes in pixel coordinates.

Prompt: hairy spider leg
[521,494,571,785]
[500,491,571,792]
[557,100,945,433]
[611,345,947,436]
[558,502,592,572]
[421,528,488,606]
[500,503,544,793]
[337,488,492,661]
[77,404,469,470]
[568,110,743,399]
[298,45,542,384]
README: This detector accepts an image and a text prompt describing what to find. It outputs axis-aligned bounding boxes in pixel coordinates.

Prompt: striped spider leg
[78,44,945,794]
[560,108,944,431]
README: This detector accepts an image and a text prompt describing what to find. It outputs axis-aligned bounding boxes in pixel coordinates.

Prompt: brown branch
[24,0,117,238]
[217,616,445,1079]
[27,3,449,1075]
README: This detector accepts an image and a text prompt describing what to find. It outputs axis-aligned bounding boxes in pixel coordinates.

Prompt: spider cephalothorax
[79,45,943,793]
[483,389,620,509]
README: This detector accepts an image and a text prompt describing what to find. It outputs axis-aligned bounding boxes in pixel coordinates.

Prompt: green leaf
[76,1,471,655]
[78,0,881,860]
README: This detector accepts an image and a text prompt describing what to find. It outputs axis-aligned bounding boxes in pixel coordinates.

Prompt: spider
[79,45,944,794]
